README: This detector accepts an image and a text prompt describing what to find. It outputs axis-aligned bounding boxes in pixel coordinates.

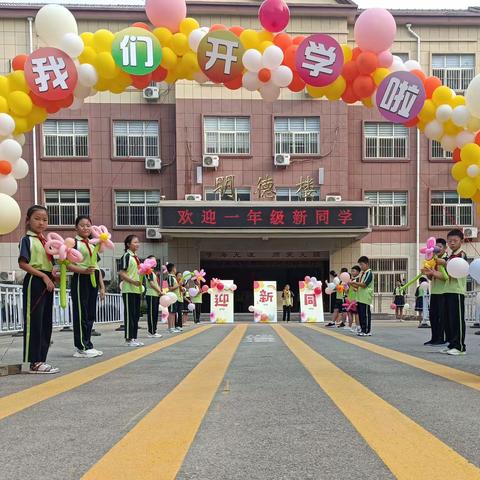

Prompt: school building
[0,0,479,310]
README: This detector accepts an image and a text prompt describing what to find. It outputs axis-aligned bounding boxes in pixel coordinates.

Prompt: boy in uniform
[351,256,374,337]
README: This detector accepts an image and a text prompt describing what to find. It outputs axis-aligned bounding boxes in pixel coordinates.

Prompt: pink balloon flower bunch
[139,257,157,276]
[90,225,114,252]
[45,232,83,263]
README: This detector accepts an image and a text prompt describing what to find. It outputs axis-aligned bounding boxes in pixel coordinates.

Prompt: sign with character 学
[253,281,277,323]
[299,280,324,323]
[210,279,234,323]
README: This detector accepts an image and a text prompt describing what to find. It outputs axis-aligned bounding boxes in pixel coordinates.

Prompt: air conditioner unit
[145,157,162,170]
[146,227,162,240]
[274,154,291,166]
[100,268,112,282]
[185,194,202,201]
[143,86,159,100]
[463,227,478,239]
[326,195,342,202]
[0,271,15,282]
[202,155,219,168]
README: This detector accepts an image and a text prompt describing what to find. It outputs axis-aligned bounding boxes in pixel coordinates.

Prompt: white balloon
[451,105,470,127]
[455,131,475,148]
[166,292,178,302]
[14,134,25,146]
[333,277,340,285]
[77,63,98,88]
[469,258,480,283]
[465,73,480,118]
[0,175,18,196]
[70,97,84,110]
[467,164,480,178]
[0,193,21,234]
[193,71,208,84]
[435,104,452,123]
[447,257,470,279]
[11,158,28,180]
[420,281,429,292]
[0,114,15,137]
[424,120,443,140]
[259,84,280,102]
[242,71,261,92]
[440,135,456,152]
[243,49,263,73]
[35,4,78,47]
[262,46,284,69]
[60,33,84,58]
[188,28,207,52]
[0,139,22,162]
[390,55,407,72]
[271,65,293,88]
[404,59,422,71]
[74,83,91,100]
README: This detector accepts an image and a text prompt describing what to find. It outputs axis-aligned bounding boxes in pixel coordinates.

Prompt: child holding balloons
[18,205,59,374]
[145,255,162,338]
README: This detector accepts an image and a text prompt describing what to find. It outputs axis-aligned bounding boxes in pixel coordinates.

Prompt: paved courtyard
[1,320,480,480]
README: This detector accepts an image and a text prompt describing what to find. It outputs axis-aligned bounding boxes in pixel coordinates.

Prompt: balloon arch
[0,0,480,234]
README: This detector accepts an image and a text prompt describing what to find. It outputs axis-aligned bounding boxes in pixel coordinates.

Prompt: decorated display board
[209,279,235,323]
[1,0,480,236]
[299,279,324,323]
[253,281,277,323]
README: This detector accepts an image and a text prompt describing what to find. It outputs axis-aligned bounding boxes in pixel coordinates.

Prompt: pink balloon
[377,50,393,68]
[258,0,290,33]
[145,0,186,32]
[354,8,396,54]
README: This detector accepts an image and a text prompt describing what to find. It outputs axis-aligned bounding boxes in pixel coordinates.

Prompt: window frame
[431,53,475,94]
[363,122,409,161]
[114,190,161,227]
[42,120,89,159]
[204,187,251,201]
[44,189,90,227]
[274,116,321,156]
[112,120,160,159]
[203,116,251,156]
[365,191,409,229]
[275,186,321,202]
[429,190,474,228]
[429,140,453,162]
[369,258,408,294]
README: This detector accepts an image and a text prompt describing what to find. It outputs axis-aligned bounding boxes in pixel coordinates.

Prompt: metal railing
[0,283,123,334]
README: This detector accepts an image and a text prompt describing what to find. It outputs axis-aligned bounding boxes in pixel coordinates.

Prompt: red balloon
[57,94,74,109]
[274,33,292,51]
[132,22,151,30]
[292,35,306,45]
[424,76,442,99]
[258,68,271,83]
[352,47,362,60]
[453,148,461,162]
[353,75,375,98]
[283,44,298,69]
[356,51,378,75]
[210,24,227,31]
[0,160,12,175]
[229,26,244,36]
[474,132,480,145]
[342,85,358,104]
[201,285,209,293]
[411,69,426,82]
[225,76,243,90]
[12,54,28,71]
[404,117,419,127]
[217,282,224,291]
[151,66,168,82]
[131,73,153,89]
[46,103,61,114]
[29,91,50,108]
[314,287,322,295]
[342,61,359,83]
[288,73,305,92]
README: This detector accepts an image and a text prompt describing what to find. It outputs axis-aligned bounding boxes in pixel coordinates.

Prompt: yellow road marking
[305,324,480,392]
[0,326,212,421]
[275,326,480,479]
[82,325,246,480]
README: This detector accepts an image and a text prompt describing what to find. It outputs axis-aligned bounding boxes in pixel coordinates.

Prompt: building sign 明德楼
[161,206,369,229]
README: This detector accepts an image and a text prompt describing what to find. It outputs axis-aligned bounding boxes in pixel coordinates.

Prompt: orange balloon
[229,26,244,36]
[225,76,243,90]
[210,24,227,31]
[352,47,362,60]
[475,131,480,145]
[131,73,153,89]
[356,51,378,75]
[0,160,12,175]
[453,148,461,163]
[283,45,298,69]
[258,68,271,83]
[132,22,151,30]
[411,69,426,82]
[424,76,442,99]
[292,35,305,45]
[404,117,419,127]
[274,33,292,51]
[342,85,358,104]
[288,73,305,92]
[151,66,168,82]
[12,54,28,71]
[342,61,359,83]
[352,75,375,99]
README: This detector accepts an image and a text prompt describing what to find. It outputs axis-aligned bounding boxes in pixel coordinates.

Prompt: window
[275,187,320,201]
[364,122,408,159]
[431,191,473,227]
[115,190,160,226]
[431,140,453,160]
[204,117,250,154]
[369,258,408,293]
[113,121,159,158]
[45,190,90,226]
[365,191,408,227]
[393,53,409,63]
[43,120,88,157]
[432,54,475,93]
[204,188,251,201]
[274,117,320,155]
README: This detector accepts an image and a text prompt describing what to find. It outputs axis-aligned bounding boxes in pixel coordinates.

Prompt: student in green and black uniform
[18,205,59,374]
[192,278,203,323]
[118,235,144,347]
[347,265,361,332]
[68,215,105,358]
[166,263,181,333]
[393,280,405,320]
[176,271,185,331]
[352,256,374,336]
[145,255,162,338]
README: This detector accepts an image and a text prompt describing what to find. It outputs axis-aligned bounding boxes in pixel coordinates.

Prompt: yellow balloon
[8,71,29,94]
[110,83,126,94]
[164,70,178,84]
[171,33,189,56]
[0,96,8,114]
[12,116,28,135]
[306,85,325,98]
[472,191,480,203]
[432,85,453,106]
[466,116,480,133]
[240,30,260,50]
[29,105,48,126]
[161,47,178,69]
[94,77,112,92]
[0,76,9,97]
[181,52,199,72]
[94,52,119,80]
[114,70,132,89]
[443,119,461,136]
[258,30,274,43]
[93,29,114,53]
[372,68,390,87]
[325,75,346,101]
[418,99,436,123]
[475,176,480,190]
[79,46,97,65]
[8,91,32,117]
[179,18,200,36]
[341,44,352,63]
[460,143,480,164]
[449,95,465,108]
[457,177,477,198]
[417,120,426,132]
[153,27,173,46]
[259,41,273,53]
[451,161,467,181]
[362,97,373,108]
[80,32,94,47]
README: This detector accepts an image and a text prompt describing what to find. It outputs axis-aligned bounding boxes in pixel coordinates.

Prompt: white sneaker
[350,327,357,333]
[146,333,157,338]
[356,326,362,333]
[176,327,183,332]
[125,340,140,347]
[439,347,450,354]
[168,328,177,333]
[365,333,372,336]
[153,333,163,338]
[343,325,351,330]
[133,339,145,346]
[86,348,103,357]
[446,348,466,356]
[357,332,366,336]
[73,349,97,358]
